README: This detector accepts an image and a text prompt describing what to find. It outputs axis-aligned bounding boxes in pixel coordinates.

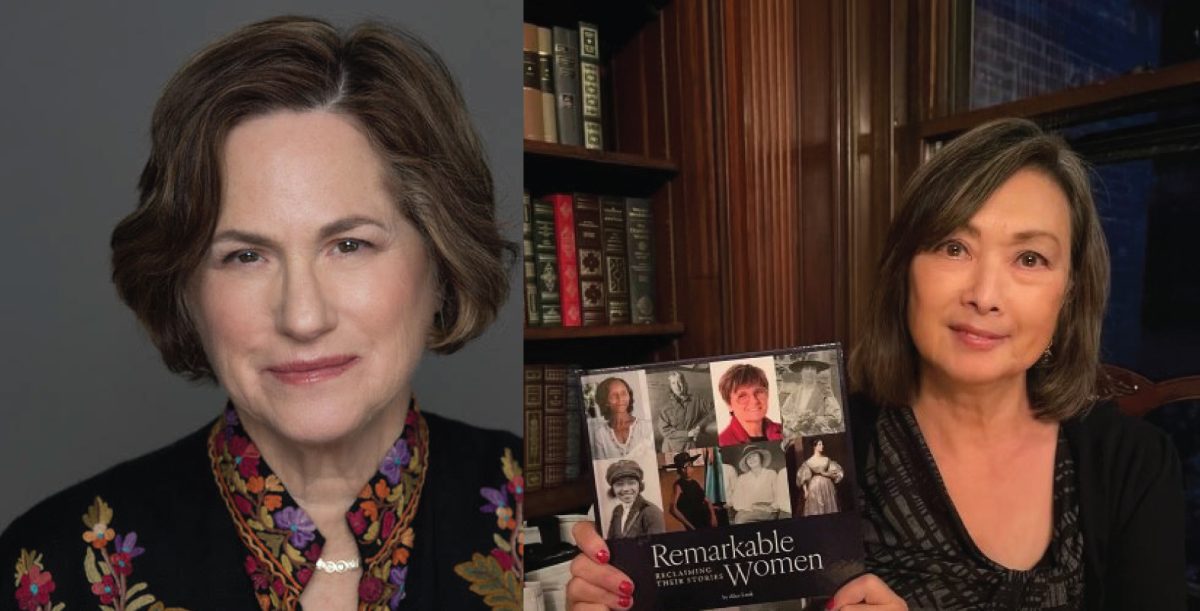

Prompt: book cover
[532,198,563,326]
[625,197,656,324]
[523,364,545,492]
[548,193,583,327]
[537,26,558,143]
[522,23,543,142]
[523,190,541,326]
[574,193,607,327]
[578,21,603,150]
[551,26,582,147]
[579,344,864,610]
[600,196,631,325]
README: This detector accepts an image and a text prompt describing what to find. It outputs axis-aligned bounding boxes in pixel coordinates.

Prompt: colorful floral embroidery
[454,448,524,610]
[12,550,61,611]
[209,402,428,610]
[77,497,186,611]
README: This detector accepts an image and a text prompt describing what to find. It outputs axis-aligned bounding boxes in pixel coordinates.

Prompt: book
[548,193,582,327]
[537,26,558,143]
[532,198,563,326]
[600,196,631,324]
[552,27,582,147]
[625,197,656,324]
[578,21,604,150]
[574,193,607,327]
[523,190,541,326]
[523,364,545,492]
[543,365,569,487]
[578,344,864,610]
[522,23,543,142]
[564,367,583,482]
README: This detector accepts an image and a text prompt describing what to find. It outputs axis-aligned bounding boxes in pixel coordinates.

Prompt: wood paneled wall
[607,0,901,361]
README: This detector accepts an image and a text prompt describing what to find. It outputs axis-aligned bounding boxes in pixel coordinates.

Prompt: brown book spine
[543,365,568,488]
[573,193,607,326]
[523,365,545,492]
[600,196,630,324]
[548,194,582,327]
[522,23,544,141]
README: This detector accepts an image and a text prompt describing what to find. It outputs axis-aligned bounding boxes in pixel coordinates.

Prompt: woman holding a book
[565,118,1184,610]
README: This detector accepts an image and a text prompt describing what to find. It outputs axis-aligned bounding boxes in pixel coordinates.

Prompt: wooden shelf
[525,322,685,341]
[526,479,595,519]
[919,60,1200,140]
[524,140,678,196]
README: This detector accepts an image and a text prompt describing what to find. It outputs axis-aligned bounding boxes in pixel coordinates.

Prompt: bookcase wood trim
[524,139,678,172]
[524,322,685,341]
[526,479,595,519]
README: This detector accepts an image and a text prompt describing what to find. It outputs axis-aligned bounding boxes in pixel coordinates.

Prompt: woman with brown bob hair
[565,119,1184,610]
[1,16,520,611]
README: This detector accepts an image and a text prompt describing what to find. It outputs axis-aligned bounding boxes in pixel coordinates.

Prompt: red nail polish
[825,599,836,610]
[595,549,610,564]
[619,580,634,595]
[618,595,632,608]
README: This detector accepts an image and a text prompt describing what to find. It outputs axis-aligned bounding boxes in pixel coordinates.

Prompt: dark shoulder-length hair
[111,16,515,380]
[850,118,1110,421]
[596,377,635,424]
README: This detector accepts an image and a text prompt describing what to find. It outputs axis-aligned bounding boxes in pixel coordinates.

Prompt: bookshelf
[523,1,682,520]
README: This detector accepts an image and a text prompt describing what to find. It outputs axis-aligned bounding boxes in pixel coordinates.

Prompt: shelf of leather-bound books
[524,140,678,196]
[526,478,596,520]
[524,0,669,52]
[524,322,684,341]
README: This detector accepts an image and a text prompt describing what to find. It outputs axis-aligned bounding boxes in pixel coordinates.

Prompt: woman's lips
[266,355,359,385]
[950,324,1007,349]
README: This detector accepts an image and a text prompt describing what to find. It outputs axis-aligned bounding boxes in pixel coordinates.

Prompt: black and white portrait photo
[645,365,718,454]
[775,349,846,442]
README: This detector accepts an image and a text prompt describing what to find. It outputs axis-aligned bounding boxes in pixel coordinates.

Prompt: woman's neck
[912,370,1048,453]
[235,394,410,545]
[740,418,763,437]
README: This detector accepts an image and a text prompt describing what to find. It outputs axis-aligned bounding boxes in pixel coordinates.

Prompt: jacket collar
[208,401,429,610]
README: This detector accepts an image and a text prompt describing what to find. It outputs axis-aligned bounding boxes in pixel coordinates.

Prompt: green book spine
[523,190,541,326]
[625,197,656,324]
[600,196,630,324]
[533,198,562,326]
[573,193,607,326]
[578,21,603,150]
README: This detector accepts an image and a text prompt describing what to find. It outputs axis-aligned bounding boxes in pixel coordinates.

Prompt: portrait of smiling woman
[1,6,521,611]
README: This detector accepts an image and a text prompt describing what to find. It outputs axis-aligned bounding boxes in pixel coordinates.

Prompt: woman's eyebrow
[1011,229,1061,246]
[209,216,386,247]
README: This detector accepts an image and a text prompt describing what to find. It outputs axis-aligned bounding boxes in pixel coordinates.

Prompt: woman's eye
[1018,251,1047,268]
[937,240,966,257]
[335,239,364,254]
[224,250,261,264]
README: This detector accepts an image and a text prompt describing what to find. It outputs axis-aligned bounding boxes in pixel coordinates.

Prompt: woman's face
[800,367,816,385]
[190,110,439,447]
[729,382,769,426]
[606,381,632,415]
[814,439,824,453]
[613,477,640,504]
[907,168,1070,391]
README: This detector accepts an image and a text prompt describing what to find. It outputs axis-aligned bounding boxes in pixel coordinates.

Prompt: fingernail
[618,595,632,608]
[619,580,634,595]
[595,549,610,564]
[825,599,836,610]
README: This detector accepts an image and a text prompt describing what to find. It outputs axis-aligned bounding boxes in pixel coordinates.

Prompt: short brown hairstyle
[850,118,1110,420]
[111,16,514,380]
[596,377,635,424]
[717,364,770,406]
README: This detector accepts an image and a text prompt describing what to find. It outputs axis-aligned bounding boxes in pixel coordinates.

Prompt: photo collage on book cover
[583,348,857,540]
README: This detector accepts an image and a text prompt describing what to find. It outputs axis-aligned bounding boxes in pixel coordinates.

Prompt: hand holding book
[567,521,635,610]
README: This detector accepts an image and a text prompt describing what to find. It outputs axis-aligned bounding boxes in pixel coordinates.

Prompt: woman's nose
[275,259,337,341]
[962,258,1003,314]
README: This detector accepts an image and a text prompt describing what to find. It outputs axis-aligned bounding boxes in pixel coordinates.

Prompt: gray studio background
[0,2,521,530]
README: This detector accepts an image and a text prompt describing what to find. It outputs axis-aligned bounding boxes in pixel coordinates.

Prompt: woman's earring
[1039,342,1053,366]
